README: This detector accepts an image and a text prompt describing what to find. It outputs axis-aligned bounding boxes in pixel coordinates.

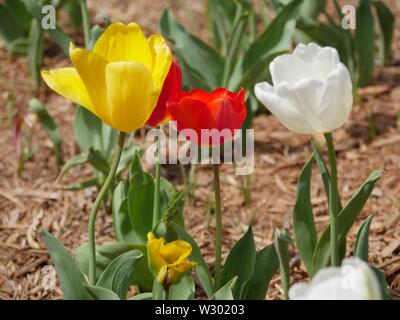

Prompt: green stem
[188,164,197,204]
[152,127,162,228]
[180,163,188,186]
[80,0,91,48]
[88,131,125,284]
[212,164,222,289]
[324,132,339,267]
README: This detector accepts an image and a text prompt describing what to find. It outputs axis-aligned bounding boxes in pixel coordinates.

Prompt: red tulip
[146,60,182,127]
[168,88,247,146]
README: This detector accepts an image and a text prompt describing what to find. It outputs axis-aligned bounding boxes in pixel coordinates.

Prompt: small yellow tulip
[41,22,172,133]
[147,232,197,287]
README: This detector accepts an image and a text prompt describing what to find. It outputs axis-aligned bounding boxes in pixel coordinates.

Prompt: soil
[0,0,400,300]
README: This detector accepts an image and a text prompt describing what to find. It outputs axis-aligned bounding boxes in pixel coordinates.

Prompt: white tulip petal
[255,82,314,134]
[292,42,322,63]
[256,43,353,134]
[270,54,309,86]
[318,63,353,132]
[312,47,340,81]
[290,79,325,133]
[289,258,382,300]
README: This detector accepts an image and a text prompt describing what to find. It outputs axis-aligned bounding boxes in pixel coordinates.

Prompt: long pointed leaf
[29,99,62,165]
[293,156,317,276]
[212,277,237,300]
[354,215,373,261]
[160,8,224,89]
[43,230,92,300]
[313,170,382,272]
[244,244,279,300]
[96,250,143,300]
[355,0,375,86]
[221,227,256,299]
[372,0,395,65]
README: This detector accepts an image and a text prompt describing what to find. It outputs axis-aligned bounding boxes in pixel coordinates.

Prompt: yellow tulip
[147,232,197,287]
[41,22,172,132]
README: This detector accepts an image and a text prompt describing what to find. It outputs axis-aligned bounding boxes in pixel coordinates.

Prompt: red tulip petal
[146,60,182,127]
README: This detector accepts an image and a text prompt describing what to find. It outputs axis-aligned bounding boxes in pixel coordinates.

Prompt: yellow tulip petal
[69,41,75,57]
[160,240,192,264]
[147,237,167,278]
[41,68,94,114]
[93,22,152,70]
[147,232,156,241]
[105,61,159,132]
[157,265,168,284]
[148,34,172,89]
[167,260,197,284]
[70,48,112,125]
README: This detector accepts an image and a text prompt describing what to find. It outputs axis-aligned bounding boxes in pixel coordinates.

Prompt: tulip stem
[88,131,125,284]
[80,0,91,48]
[212,164,222,290]
[324,132,340,267]
[152,127,162,228]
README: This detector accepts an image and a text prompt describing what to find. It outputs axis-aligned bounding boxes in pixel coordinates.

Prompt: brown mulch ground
[1,0,400,300]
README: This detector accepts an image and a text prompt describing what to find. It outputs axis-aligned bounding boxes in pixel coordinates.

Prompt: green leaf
[74,106,104,152]
[312,143,346,262]
[22,0,71,56]
[96,250,143,300]
[212,277,237,300]
[221,227,256,299]
[168,275,195,300]
[372,0,394,65]
[128,292,152,300]
[313,170,382,272]
[159,178,184,227]
[88,149,110,176]
[229,0,301,90]
[371,267,392,300]
[244,244,279,300]
[88,25,104,50]
[169,222,214,298]
[129,253,154,291]
[129,149,143,177]
[29,99,62,165]
[0,0,31,45]
[160,8,224,90]
[127,167,155,244]
[221,4,248,87]
[112,182,135,242]
[7,37,29,55]
[28,19,44,87]
[355,0,375,87]
[58,153,89,182]
[354,215,373,261]
[85,285,120,300]
[293,156,317,276]
[61,177,98,191]
[73,106,116,158]
[126,152,183,243]
[274,229,291,298]
[43,230,92,300]
[152,279,167,300]
[299,0,326,19]
[63,0,82,28]
[100,117,116,159]
[74,241,145,282]
[116,144,140,176]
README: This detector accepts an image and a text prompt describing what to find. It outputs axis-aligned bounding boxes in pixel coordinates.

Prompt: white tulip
[289,258,382,300]
[254,43,353,134]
